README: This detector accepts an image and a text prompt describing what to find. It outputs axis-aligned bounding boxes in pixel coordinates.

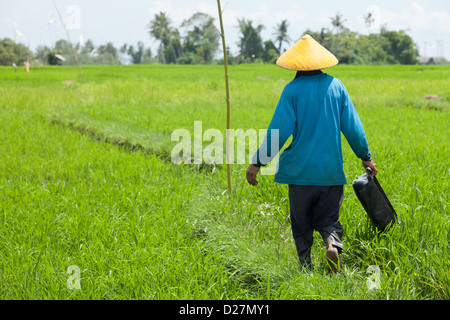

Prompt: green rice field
[0,64,448,300]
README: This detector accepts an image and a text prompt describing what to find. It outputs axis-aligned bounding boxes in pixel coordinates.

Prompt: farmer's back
[261,71,371,186]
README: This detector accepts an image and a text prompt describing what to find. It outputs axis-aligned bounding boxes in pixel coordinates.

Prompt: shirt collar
[295,70,323,79]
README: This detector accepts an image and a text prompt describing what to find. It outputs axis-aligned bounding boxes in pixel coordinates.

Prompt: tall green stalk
[217,0,232,198]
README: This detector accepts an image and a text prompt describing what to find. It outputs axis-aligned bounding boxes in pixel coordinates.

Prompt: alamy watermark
[171,121,280,175]
[64,5,81,30]
[67,265,81,290]
[366,265,381,291]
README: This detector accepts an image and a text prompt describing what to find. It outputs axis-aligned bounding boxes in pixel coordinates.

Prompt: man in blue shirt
[246,35,378,273]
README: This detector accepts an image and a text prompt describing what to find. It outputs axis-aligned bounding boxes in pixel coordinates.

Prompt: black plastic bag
[352,169,398,232]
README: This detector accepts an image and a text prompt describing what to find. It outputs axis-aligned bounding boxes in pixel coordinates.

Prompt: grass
[0,64,449,300]
[0,108,254,299]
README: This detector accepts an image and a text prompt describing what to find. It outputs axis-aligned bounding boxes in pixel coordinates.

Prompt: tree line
[0,11,424,67]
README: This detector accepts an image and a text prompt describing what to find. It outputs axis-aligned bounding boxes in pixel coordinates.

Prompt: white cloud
[365,1,450,34]
[374,1,450,57]
[148,1,195,24]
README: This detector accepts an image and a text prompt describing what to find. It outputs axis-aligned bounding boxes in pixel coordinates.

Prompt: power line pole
[52,0,86,83]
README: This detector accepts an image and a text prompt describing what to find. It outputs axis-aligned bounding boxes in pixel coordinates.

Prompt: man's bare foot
[326,244,342,274]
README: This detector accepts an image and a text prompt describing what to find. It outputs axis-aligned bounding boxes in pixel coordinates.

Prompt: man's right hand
[362,160,378,176]
[246,164,261,186]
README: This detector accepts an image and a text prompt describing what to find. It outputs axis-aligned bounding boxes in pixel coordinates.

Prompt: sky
[1,0,450,60]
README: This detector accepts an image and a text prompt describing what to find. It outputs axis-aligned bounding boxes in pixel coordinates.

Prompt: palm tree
[119,44,127,55]
[273,20,291,53]
[364,12,375,28]
[149,12,172,48]
[364,12,376,33]
[118,44,127,62]
[181,12,220,63]
[237,18,264,62]
[330,12,347,33]
[148,12,181,63]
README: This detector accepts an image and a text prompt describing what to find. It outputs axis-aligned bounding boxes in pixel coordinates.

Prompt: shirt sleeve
[340,83,372,161]
[252,85,296,167]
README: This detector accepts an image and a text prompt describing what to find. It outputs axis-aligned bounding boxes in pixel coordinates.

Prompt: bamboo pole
[217,0,232,198]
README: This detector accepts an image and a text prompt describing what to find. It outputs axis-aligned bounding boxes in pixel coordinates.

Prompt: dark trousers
[289,185,344,267]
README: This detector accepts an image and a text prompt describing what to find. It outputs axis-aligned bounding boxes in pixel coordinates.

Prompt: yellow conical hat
[276,34,339,71]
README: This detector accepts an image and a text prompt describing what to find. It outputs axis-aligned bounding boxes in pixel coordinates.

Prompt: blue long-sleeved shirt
[252,72,372,186]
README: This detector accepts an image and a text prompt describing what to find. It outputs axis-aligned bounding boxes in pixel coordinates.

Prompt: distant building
[120,55,133,65]
[419,57,449,65]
